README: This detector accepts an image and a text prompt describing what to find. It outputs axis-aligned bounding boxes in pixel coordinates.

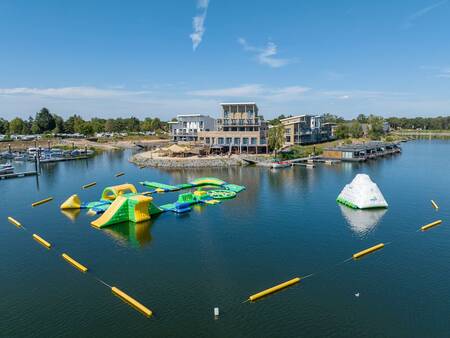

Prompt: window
[206,137,210,144]
[218,137,224,144]
[234,138,240,145]
[286,136,291,142]
[251,137,257,145]
[226,137,232,144]
[242,137,249,145]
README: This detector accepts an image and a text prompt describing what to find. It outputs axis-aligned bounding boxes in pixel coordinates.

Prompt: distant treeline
[0,107,169,136]
[323,113,450,130]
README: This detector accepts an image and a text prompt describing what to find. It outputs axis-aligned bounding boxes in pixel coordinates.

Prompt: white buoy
[214,307,219,317]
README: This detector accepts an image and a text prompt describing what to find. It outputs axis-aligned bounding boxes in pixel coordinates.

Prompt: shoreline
[130,151,269,168]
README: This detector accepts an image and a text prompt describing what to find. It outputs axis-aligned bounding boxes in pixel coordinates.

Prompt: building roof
[280,114,321,123]
[219,102,257,106]
[324,142,399,152]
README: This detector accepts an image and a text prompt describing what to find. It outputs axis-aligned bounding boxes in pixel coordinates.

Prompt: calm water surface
[1,140,449,337]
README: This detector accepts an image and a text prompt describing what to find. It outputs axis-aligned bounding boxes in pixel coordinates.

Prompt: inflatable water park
[60,177,246,228]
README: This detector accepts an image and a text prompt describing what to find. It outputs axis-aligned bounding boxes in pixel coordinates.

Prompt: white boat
[270,161,291,169]
[0,163,14,174]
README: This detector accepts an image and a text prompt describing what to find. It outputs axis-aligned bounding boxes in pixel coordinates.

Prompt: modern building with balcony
[198,102,268,154]
[169,114,216,142]
[281,115,335,146]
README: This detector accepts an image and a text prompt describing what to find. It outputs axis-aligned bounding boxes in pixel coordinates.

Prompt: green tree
[335,123,350,139]
[0,118,10,134]
[368,116,384,139]
[356,114,368,123]
[64,115,84,134]
[105,119,116,133]
[78,122,94,136]
[90,118,106,133]
[268,124,285,155]
[323,113,345,123]
[35,107,55,133]
[349,121,363,138]
[126,117,140,132]
[53,114,65,133]
[9,118,25,134]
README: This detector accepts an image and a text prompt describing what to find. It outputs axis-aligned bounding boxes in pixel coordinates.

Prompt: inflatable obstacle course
[139,176,245,194]
[337,174,388,209]
[60,178,246,227]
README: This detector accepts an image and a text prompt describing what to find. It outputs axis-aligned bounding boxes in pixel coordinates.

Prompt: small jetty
[0,171,38,180]
[254,141,401,168]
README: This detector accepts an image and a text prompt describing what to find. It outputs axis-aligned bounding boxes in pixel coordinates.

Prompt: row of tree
[0,108,169,136]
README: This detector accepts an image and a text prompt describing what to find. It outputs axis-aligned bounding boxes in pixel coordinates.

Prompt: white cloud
[0,86,151,99]
[188,84,309,100]
[436,67,450,78]
[188,84,265,97]
[189,0,210,51]
[403,0,447,28]
[238,38,295,68]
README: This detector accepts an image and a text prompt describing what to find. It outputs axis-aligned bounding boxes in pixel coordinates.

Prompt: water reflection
[60,209,81,222]
[339,204,387,237]
[103,220,154,248]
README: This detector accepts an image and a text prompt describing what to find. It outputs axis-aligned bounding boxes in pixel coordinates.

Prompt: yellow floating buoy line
[31,197,53,207]
[353,243,385,259]
[62,253,88,273]
[248,277,301,302]
[5,216,154,318]
[7,216,22,228]
[421,220,442,231]
[111,287,153,317]
[32,234,51,249]
[431,200,439,210]
[115,172,125,177]
[82,182,97,189]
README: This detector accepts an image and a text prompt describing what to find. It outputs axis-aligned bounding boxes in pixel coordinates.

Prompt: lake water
[1,140,449,337]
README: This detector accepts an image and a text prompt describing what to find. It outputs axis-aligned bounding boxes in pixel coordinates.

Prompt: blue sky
[0,0,449,120]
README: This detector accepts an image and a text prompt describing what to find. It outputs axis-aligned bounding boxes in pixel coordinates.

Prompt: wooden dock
[0,171,38,180]
[39,156,89,163]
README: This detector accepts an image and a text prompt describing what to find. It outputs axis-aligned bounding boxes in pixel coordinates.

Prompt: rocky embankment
[130,151,267,168]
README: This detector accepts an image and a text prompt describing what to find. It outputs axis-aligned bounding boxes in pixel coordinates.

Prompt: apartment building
[168,114,215,142]
[198,102,268,153]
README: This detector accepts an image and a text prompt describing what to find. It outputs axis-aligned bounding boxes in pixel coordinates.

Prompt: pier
[0,171,38,180]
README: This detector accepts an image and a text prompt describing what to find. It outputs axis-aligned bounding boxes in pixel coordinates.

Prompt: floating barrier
[111,286,152,317]
[7,216,22,227]
[421,220,442,231]
[82,182,97,189]
[431,200,439,210]
[248,277,301,301]
[31,197,53,207]
[62,253,88,273]
[353,243,385,259]
[115,172,125,177]
[32,234,51,249]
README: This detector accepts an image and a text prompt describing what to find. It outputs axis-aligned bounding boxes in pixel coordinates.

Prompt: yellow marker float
[353,243,385,259]
[7,216,22,227]
[31,197,53,207]
[111,286,152,317]
[248,277,301,302]
[32,234,51,249]
[62,253,88,273]
[115,172,125,177]
[431,200,439,210]
[421,220,442,231]
[82,182,97,189]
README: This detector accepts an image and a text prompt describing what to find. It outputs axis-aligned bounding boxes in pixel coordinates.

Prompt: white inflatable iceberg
[337,174,388,209]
